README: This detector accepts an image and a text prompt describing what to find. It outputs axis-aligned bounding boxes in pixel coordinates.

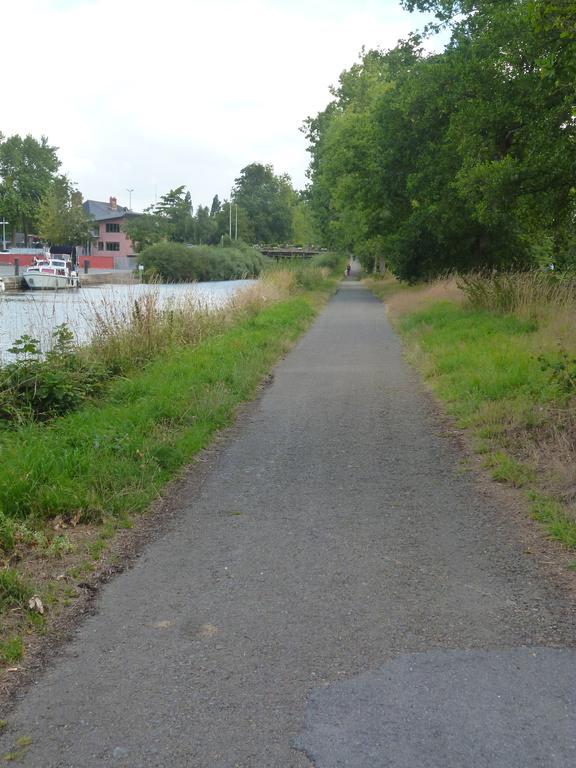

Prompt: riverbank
[366,273,576,560]
[0,270,139,291]
[0,264,339,674]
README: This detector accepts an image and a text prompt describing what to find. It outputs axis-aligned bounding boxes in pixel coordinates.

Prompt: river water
[0,280,255,361]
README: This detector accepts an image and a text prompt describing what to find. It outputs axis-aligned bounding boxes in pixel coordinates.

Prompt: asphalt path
[1,275,575,766]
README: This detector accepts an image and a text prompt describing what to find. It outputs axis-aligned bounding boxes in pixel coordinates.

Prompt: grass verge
[367,274,576,559]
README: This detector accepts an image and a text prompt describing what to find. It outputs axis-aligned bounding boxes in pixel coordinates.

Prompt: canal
[0,280,255,360]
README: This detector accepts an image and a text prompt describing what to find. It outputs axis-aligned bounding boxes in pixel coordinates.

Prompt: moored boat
[23,250,80,290]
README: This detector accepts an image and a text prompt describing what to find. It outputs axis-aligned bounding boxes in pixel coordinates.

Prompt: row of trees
[124,163,317,252]
[305,0,576,280]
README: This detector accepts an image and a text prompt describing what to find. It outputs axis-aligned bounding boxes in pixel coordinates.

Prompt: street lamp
[0,220,8,252]
[229,190,233,240]
[126,188,134,210]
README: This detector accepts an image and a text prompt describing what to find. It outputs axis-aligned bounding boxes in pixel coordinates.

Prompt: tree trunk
[373,254,385,274]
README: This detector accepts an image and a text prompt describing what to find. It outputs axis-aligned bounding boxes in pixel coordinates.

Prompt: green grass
[398,300,576,551]
[0,571,33,613]
[400,303,547,418]
[530,494,576,549]
[0,637,23,664]
[0,295,318,536]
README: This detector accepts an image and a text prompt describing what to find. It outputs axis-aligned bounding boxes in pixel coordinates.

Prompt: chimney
[109,196,117,210]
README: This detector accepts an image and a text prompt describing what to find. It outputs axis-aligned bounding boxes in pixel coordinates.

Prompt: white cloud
[3,0,440,211]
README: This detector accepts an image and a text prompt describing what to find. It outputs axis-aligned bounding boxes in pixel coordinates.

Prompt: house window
[106,223,120,233]
[98,241,104,251]
[106,242,120,251]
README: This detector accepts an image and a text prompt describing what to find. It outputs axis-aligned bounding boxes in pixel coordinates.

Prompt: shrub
[138,242,265,282]
[0,325,109,425]
[312,251,346,271]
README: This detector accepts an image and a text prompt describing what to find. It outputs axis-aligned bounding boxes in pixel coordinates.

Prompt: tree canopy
[233,163,295,243]
[305,0,576,280]
[37,180,93,245]
[0,134,62,241]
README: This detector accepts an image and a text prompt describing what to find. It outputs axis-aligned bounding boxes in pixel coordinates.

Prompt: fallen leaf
[28,596,44,615]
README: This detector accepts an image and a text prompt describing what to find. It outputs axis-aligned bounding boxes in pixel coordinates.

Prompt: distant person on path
[346,263,351,277]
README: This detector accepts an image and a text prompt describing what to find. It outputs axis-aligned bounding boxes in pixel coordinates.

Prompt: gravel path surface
[1,278,575,767]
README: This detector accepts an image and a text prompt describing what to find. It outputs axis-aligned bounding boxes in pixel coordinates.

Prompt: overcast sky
[3,0,440,212]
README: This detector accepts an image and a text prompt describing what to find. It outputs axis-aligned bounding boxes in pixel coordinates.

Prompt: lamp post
[0,220,8,252]
[126,189,134,210]
[229,191,233,240]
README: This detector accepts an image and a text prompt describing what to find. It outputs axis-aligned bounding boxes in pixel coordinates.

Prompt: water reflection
[0,280,255,361]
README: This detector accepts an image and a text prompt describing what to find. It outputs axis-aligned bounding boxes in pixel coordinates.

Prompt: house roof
[83,199,134,221]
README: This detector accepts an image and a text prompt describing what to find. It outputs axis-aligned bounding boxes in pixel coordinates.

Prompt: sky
[2,0,441,213]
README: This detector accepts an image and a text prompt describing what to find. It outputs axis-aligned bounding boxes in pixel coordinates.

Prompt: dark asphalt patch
[295,647,576,768]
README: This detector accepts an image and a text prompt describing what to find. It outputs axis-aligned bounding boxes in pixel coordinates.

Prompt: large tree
[123,185,194,251]
[232,163,294,243]
[153,185,193,242]
[0,134,62,243]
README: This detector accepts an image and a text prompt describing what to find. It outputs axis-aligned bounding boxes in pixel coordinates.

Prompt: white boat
[23,255,80,290]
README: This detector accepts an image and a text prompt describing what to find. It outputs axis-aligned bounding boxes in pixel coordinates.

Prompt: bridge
[257,246,323,260]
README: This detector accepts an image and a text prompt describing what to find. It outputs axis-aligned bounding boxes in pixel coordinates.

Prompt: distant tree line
[0,136,318,250]
[305,0,576,280]
[124,163,317,252]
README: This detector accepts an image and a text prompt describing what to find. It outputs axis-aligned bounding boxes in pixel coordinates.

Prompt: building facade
[82,197,138,269]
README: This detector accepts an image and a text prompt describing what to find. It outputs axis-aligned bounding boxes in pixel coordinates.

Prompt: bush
[312,251,346,271]
[138,242,265,282]
[0,325,109,426]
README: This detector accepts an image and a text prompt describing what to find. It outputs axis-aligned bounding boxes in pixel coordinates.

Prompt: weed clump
[0,636,23,664]
[0,325,108,426]
[0,570,33,613]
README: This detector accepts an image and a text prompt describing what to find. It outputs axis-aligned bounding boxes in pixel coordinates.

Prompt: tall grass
[87,269,306,374]
[458,270,576,318]
[0,266,336,546]
[0,271,302,426]
[0,296,318,530]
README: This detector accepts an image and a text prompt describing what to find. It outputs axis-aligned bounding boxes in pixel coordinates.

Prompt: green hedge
[138,242,265,282]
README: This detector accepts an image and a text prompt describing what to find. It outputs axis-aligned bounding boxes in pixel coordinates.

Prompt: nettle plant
[0,324,109,424]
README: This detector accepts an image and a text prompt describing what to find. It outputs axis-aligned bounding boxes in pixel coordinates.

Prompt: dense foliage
[138,241,265,282]
[305,0,576,280]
